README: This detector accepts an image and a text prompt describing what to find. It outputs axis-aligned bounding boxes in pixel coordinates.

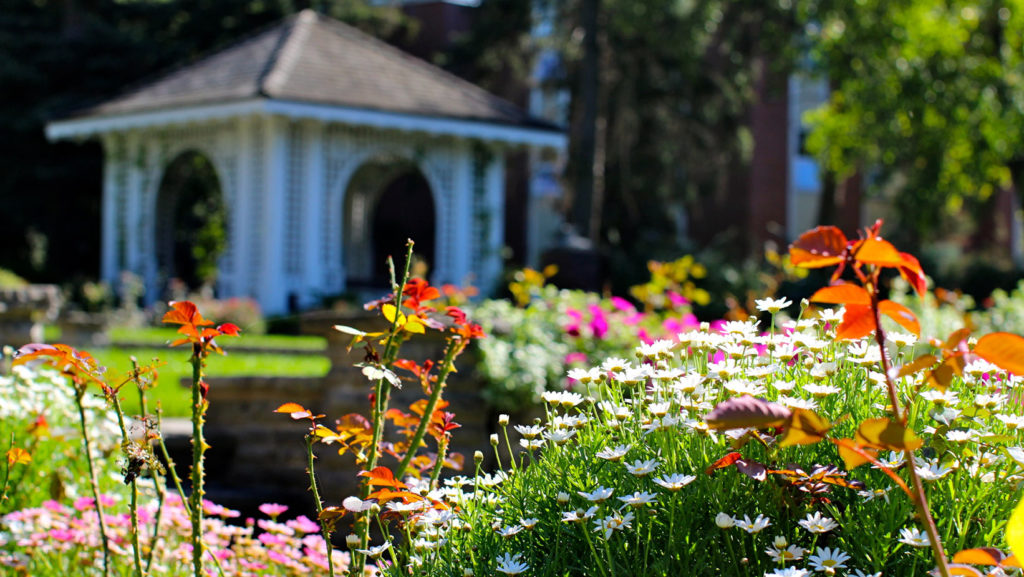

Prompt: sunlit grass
[92,346,329,417]
[107,326,326,351]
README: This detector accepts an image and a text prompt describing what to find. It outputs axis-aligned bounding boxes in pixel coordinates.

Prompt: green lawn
[107,326,326,351]
[91,345,329,418]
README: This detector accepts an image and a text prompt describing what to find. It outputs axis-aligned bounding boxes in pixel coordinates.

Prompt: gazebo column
[233,116,255,301]
[99,134,121,285]
[445,141,474,287]
[302,121,326,306]
[481,145,505,293]
[261,115,290,314]
[124,132,144,278]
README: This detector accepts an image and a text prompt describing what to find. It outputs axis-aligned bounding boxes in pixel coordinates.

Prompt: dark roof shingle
[70,10,554,130]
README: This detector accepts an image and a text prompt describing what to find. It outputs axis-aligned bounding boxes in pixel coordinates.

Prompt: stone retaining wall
[200,311,500,509]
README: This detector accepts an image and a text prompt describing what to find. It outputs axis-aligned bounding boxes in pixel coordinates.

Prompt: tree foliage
[803,0,1024,243]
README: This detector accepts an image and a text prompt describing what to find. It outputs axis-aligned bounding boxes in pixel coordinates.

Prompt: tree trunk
[816,170,837,227]
[571,0,600,241]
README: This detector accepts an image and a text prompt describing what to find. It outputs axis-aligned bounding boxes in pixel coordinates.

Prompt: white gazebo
[46,9,565,314]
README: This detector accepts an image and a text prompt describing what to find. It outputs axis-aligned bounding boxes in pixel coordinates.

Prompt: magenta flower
[588,305,609,339]
[667,291,689,308]
[610,296,636,312]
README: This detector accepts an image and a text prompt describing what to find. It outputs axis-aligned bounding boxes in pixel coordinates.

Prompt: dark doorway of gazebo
[344,159,436,288]
[154,150,226,293]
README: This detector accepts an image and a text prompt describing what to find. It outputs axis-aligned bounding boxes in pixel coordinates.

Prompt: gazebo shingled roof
[48,9,562,144]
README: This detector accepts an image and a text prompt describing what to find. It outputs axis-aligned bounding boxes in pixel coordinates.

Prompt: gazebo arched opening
[154,150,226,294]
[343,158,436,288]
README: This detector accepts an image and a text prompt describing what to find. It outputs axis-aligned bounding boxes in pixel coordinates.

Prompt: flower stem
[871,289,950,577]
[74,383,111,577]
[108,391,144,577]
[189,345,206,577]
[305,432,336,577]
[395,339,461,480]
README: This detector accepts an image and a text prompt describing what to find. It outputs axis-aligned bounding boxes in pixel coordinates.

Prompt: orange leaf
[830,438,912,497]
[925,357,962,391]
[274,402,316,420]
[367,488,423,504]
[952,548,1009,567]
[789,226,848,268]
[855,418,923,451]
[6,447,31,466]
[946,565,984,577]
[359,466,408,489]
[878,300,920,336]
[899,252,928,295]
[974,332,1024,375]
[704,395,792,430]
[854,238,905,267]
[810,283,871,306]
[897,354,938,379]
[778,408,832,447]
[836,305,876,340]
[834,438,876,470]
[943,328,972,352]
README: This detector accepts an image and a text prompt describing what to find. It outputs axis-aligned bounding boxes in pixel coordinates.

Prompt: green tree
[803,0,1024,246]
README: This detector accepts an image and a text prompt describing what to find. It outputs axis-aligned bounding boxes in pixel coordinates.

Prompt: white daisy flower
[798,512,838,534]
[735,514,771,534]
[765,544,806,563]
[808,547,851,573]
[593,510,634,540]
[618,491,658,508]
[715,512,735,529]
[755,297,793,314]
[898,527,930,547]
[562,506,598,523]
[578,487,614,503]
[595,444,630,462]
[653,473,696,491]
[765,567,811,577]
[513,424,544,439]
[624,458,660,477]
[355,541,392,558]
[495,552,529,575]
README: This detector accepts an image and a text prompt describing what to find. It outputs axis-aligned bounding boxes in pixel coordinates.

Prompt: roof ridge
[309,11,524,117]
[261,10,318,96]
[256,12,307,97]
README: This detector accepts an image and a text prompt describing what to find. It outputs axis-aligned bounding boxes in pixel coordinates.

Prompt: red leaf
[899,252,928,295]
[835,305,876,340]
[704,395,792,430]
[878,300,920,336]
[789,226,848,268]
[705,452,743,475]
[735,459,767,481]
[809,283,871,306]
[974,332,1024,375]
[217,323,241,336]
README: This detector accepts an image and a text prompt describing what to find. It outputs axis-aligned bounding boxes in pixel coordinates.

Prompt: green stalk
[428,434,450,489]
[353,242,415,574]
[870,283,950,577]
[155,407,190,514]
[109,392,144,577]
[394,340,461,480]
[305,432,336,577]
[74,383,111,577]
[189,345,205,577]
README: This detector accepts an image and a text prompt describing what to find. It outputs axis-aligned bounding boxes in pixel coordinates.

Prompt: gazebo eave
[45,97,567,150]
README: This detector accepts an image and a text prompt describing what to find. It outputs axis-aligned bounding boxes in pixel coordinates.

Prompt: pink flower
[259,503,289,519]
[565,352,588,365]
[287,515,321,534]
[637,329,654,345]
[73,497,95,511]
